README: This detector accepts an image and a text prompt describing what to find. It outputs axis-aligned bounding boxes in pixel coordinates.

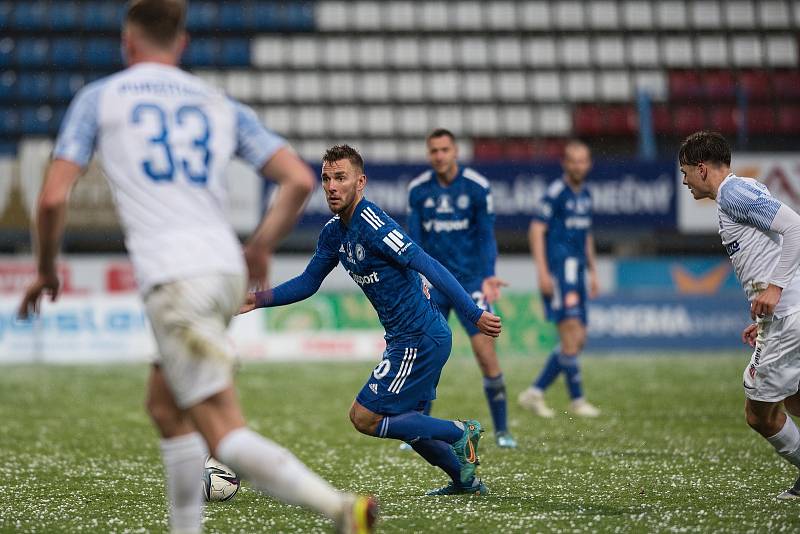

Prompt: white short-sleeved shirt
[717,173,800,319]
[53,62,285,293]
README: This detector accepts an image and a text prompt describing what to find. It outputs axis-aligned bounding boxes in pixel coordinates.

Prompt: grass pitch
[2,354,799,533]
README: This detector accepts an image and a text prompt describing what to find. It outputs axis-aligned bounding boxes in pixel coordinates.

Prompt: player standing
[518,140,601,418]
[239,145,503,495]
[680,131,800,500]
[17,1,376,532]
[407,129,516,448]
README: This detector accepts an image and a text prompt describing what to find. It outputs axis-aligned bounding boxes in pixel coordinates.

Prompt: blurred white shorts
[743,312,800,402]
[145,273,246,409]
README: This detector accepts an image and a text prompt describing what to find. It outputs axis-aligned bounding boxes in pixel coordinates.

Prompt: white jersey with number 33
[53,62,285,293]
[717,173,800,319]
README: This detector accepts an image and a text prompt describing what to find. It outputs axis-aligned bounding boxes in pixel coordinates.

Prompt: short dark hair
[322,144,364,173]
[678,131,731,167]
[426,128,456,143]
[563,139,590,158]
[125,0,187,48]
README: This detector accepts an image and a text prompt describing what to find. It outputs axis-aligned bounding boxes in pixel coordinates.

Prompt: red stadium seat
[777,106,800,134]
[605,105,637,135]
[472,138,505,161]
[673,105,707,135]
[573,105,603,136]
[704,71,736,100]
[737,70,773,101]
[746,105,776,134]
[772,71,800,100]
[709,106,738,134]
[669,70,704,101]
[505,139,536,161]
[651,104,673,134]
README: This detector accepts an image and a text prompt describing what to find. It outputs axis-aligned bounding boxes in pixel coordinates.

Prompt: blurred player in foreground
[518,140,601,418]
[18,1,376,532]
[407,129,515,448]
[680,131,800,500]
[240,145,502,496]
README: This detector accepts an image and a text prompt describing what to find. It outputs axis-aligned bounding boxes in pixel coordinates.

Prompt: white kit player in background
[17,1,377,533]
[680,131,800,501]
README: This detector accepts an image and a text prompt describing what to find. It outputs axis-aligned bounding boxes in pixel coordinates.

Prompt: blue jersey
[534,178,593,271]
[313,199,441,341]
[407,167,497,285]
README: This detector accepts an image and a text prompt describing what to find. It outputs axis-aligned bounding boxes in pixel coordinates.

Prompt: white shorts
[743,312,800,402]
[145,273,246,409]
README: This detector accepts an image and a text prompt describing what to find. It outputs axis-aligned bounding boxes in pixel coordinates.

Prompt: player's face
[680,163,711,199]
[562,145,592,185]
[427,136,458,177]
[321,159,365,215]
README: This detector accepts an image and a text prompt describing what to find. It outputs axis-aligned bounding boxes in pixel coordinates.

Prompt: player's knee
[785,394,800,417]
[348,405,377,435]
[744,403,781,436]
[146,396,184,437]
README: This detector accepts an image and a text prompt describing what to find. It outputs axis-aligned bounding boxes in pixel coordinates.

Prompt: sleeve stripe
[360,211,381,230]
[382,235,401,252]
[387,230,405,248]
[364,207,384,226]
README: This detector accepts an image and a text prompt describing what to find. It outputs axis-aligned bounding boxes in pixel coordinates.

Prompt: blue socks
[411,439,463,484]
[558,353,583,400]
[377,411,463,444]
[533,350,562,391]
[483,374,508,433]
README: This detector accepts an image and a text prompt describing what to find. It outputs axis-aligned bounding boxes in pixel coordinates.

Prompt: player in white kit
[680,131,800,500]
[17,1,377,532]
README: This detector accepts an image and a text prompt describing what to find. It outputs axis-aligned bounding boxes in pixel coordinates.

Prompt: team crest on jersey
[436,195,454,214]
[355,243,365,262]
[457,194,470,210]
[424,197,435,208]
[346,242,355,264]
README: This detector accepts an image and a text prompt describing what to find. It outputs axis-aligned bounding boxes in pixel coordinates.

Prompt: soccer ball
[202,456,240,502]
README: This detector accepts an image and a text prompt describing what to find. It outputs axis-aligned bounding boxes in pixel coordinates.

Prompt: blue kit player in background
[518,140,601,418]
[407,129,516,448]
[239,145,503,496]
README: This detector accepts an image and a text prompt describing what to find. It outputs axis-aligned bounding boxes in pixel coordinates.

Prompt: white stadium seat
[655,1,687,29]
[468,106,500,136]
[502,105,535,135]
[529,72,561,102]
[225,71,255,101]
[325,72,357,101]
[599,71,632,101]
[251,37,285,67]
[663,37,695,67]
[691,1,722,29]
[359,72,391,102]
[356,38,387,68]
[560,37,591,67]
[315,1,349,31]
[759,1,792,28]
[421,2,450,30]
[258,72,289,102]
[622,1,654,29]
[365,106,394,136]
[538,105,571,136]
[398,106,429,135]
[486,1,518,30]
[455,1,484,30]
[390,38,420,67]
[428,72,461,102]
[194,70,223,90]
[697,36,729,67]
[766,34,799,66]
[291,72,323,102]
[492,38,523,68]
[322,38,353,67]
[400,140,426,162]
[432,105,465,134]
[588,1,619,29]
[518,1,551,30]
[354,1,382,31]
[296,139,329,162]
[369,140,401,162]
[628,36,660,67]
[424,38,456,68]
[565,71,597,102]
[460,38,490,67]
[296,107,326,136]
[634,71,668,101]
[385,1,416,30]
[392,71,425,102]
[259,107,293,136]
[554,1,586,29]
[795,2,800,27]
[732,36,764,67]
[289,37,318,67]
[525,37,558,67]
[330,106,361,136]
[462,72,494,101]
[724,1,756,29]
[594,37,626,67]
[496,72,526,101]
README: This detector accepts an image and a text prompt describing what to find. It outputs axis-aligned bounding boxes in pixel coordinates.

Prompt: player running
[17,1,376,532]
[407,129,516,448]
[681,131,800,500]
[239,144,502,496]
[518,140,601,418]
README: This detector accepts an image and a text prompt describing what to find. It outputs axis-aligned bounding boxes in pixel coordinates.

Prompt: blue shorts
[542,258,587,325]
[429,278,491,337]
[356,314,452,416]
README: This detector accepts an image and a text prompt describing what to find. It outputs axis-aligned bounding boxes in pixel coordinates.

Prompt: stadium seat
[460,38,489,67]
[599,71,632,101]
[421,2,450,30]
[51,38,82,68]
[673,105,708,134]
[49,1,81,30]
[432,105,464,133]
[690,1,722,29]
[0,71,15,101]
[355,38,386,67]
[218,1,245,31]
[370,139,400,162]
[186,1,218,31]
[220,39,250,67]
[0,108,19,134]
[663,37,695,67]
[16,38,49,67]
[385,1,416,30]
[84,39,121,68]
[259,106,292,136]
[496,72,526,102]
[486,1,517,30]
[259,72,290,102]
[529,72,561,102]
[353,2,382,31]
[588,1,619,28]
[605,105,637,135]
[291,72,322,102]
[468,106,499,135]
[225,71,256,101]
[21,106,54,135]
[628,36,660,67]
[288,37,318,67]
[697,36,729,67]
[732,36,764,67]
[766,35,799,66]
[425,38,456,68]
[315,1,349,31]
[392,71,425,101]
[525,38,557,67]
[565,71,597,101]
[777,106,800,134]
[594,37,626,67]
[321,38,352,67]
[365,106,394,136]
[453,1,483,30]
[326,72,357,101]
[704,71,737,100]
[52,73,85,101]
[296,106,326,136]
[472,139,505,162]
[518,2,550,30]
[13,1,48,30]
[772,71,800,99]
[669,70,704,101]
[758,0,792,28]
[573,105,604,136]
[330,106,361,136]
[622,1,654,29]
[282,1,315,31]
[184,39,218,67]
[251,37,285,67]
[461,72,493,101]
[502,105,535,135]
[746,105,776,134]
[724,1,757,29]
[391,38,420,67]
[651,104,673,134]
[709,106,738,134]
[398,106,429,135]
[0,1,11,29]
[559,37,591,67]
[554,1,586,29]
[538,105,571,135]
[0,39,14,68]
[359,73,390,102]
[738,70,773,101]
[81,1,122,30]
[655,1,687,28]
[634,71,668,101]
[17,73,50,102]
[492,38,523,68]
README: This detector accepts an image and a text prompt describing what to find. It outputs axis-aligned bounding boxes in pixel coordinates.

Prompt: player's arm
[476,188,506,304]
[233,101,314,288]
[586,233,599,299]
[529,220,552,297]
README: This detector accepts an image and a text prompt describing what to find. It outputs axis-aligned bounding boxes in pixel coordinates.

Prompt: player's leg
[784,390,800,417]
[519,287,560,417]
[468,332,515,447]
[558,318,599,417]
[146,365,206,534]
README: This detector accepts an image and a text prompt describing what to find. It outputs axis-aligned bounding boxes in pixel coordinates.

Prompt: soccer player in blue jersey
[518,140,601,418]
[407,129,516,448]
[239,145,502,495]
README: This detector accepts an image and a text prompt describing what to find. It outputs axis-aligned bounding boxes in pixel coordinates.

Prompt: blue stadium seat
[13,1,48,30]
[82,1,123,30]
[183,39,218,67]
[0,39,14,68]
[219,1,245,30]
[49,2,81,30]
[0,72,16,101]
[52,73,85,101]
[187,1,218,31]
[248,2,281,30]
[51,38,82,68]
[16,39,49,67]
[52,107,67,131]
[220,39,250,67]
[284,1,315,31]
[21,107,54,135]
[85,38,121,68]
[0,2,12,30]
[0,108,20,135]
[17,73,51,102]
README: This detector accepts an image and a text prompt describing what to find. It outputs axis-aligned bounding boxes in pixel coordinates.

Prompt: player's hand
[238,292,258,315]
[243,244,270,290]
[18,271,61,320]
[588,269,600,299]
[538,272,554,298]
[750,284,782,320]
[481,276,508,304]
[741,323,758,347]
[476,311,502,337]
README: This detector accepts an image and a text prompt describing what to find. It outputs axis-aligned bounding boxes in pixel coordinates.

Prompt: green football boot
[495,431,517,449]
[426,478,489,496]
[451,419,483,484]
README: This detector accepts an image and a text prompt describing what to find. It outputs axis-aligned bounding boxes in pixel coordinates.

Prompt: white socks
[216,427,345,520]
[160,432,207,534]
[767,415,800,468]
